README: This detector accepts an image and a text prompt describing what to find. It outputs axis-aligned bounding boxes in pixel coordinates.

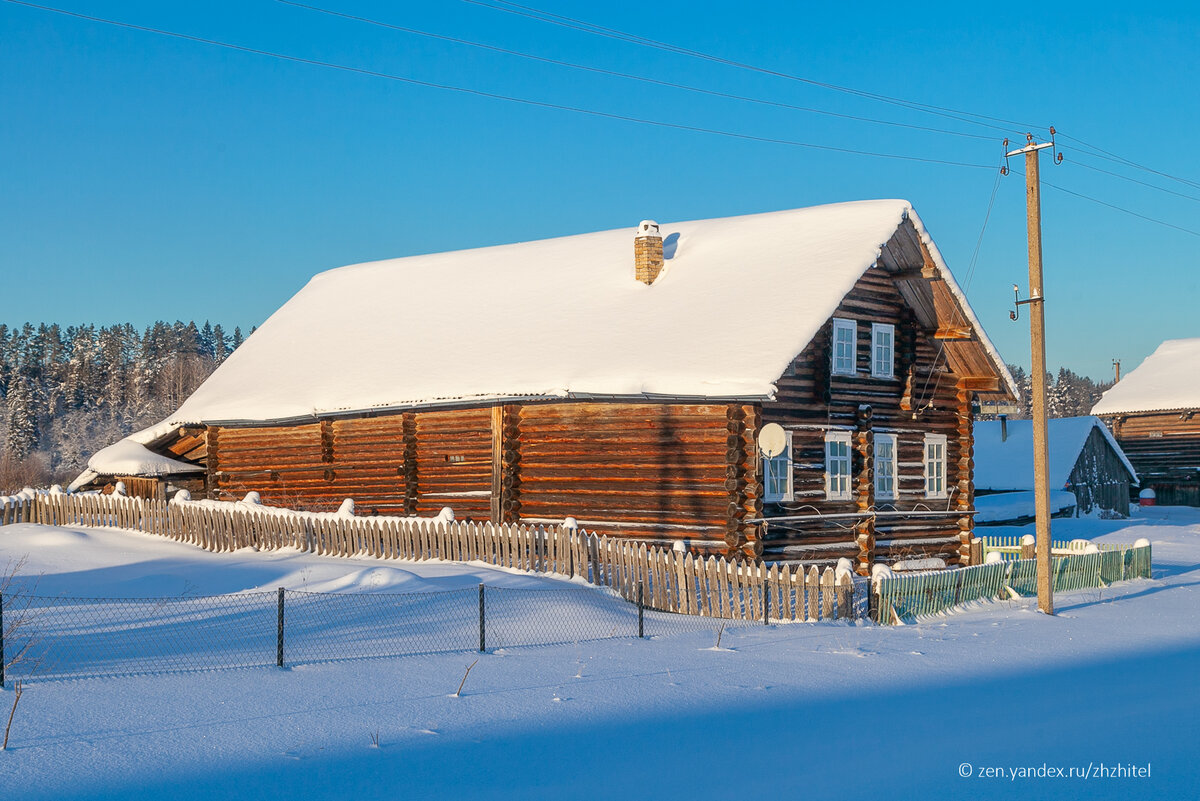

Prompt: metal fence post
[478,584,486,652]
[637,581,644,639]
[276,588,285,668]
[764,583,770,626]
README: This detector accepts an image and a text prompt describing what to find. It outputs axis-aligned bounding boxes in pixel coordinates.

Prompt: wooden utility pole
[1009,134,1055,615]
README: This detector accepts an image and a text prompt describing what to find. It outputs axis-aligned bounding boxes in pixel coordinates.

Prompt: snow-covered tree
[4,377,38,460]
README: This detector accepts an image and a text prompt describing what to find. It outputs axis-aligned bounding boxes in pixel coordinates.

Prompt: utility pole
[1008,133,1055,615]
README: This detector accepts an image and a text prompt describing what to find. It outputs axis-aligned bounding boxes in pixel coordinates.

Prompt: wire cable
[1005,169,1200,239]
[1057,132,1200,192]
[1066,156,1200,205]
[459,0,1044,136]
[963,165,1004,291]
[276,0,997,142]
[1,0,997,170]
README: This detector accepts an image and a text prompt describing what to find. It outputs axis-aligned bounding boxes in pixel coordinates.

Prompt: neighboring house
[72,200,1015,569]
[1092,338,1200,506]
[972,416,1138,520]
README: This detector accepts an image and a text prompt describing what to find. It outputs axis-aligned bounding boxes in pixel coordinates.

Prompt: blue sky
[2,0,1197,381]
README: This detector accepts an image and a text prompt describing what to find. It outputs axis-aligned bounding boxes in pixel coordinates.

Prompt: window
[825,430,853,501]
[763,431,794,503]
[924,434,948,499]
[871,323,895,379]
[874,433,897,501]
[831,318,857,376]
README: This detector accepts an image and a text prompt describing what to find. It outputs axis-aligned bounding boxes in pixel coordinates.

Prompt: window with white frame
[924,434,948,499]
[825,430,853,501]
[831,318,857,376]
[871,323,895,379]
[874,433,897,501]
[763,431,793,503]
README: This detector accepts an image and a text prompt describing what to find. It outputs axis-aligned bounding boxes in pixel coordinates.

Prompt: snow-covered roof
[974,489,1078,524]
[973,416,1137,491]
[68,439,204,492]
[1091,338,1200,416]
[141,200,1011,427]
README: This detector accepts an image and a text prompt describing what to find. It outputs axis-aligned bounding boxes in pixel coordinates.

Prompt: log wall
[761,264,972,566]
[212,424,326,509]
[413,407,492,519]
[514,402,736,548]
[205,402,744,550]
[1105,410,1200,506]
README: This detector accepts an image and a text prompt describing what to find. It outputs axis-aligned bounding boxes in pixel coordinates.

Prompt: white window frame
[874,432,897,501]
[831,318,857,376]
[871,323,895,379]
[825,430,854,501]
[763,430,794,503]
[924,433,948,499]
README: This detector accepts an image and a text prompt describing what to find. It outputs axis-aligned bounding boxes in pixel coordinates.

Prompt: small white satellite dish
[757,423,787,458]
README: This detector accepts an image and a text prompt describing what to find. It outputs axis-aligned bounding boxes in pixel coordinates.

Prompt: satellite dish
[757,423,787,458]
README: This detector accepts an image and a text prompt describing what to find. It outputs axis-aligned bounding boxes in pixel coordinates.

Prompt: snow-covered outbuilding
[972,416,1137,519]
[74,200,1015,569]
[1092,338,1200,506]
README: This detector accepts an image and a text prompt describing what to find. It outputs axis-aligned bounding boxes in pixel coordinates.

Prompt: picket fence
[1,492,856,623]
[875,542,1153,624]
[978,534,1127,560]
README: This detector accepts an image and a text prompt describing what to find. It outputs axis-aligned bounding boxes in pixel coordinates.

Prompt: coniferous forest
[0,321,249,490]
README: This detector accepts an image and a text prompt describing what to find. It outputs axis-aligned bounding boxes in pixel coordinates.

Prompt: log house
[73,201,1016,568]
[1093,338,1200,506]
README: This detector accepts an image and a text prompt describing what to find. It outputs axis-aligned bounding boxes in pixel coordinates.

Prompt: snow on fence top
[128,199,1009,429]
[973,416,1137,491]
[1091,337,1200,415]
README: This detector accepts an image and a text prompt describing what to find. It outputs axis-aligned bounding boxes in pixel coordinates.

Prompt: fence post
[868,583,879,623]
[637,581,644,639]
[1,590,5,688]
[764,580,770,626]
[478,584,486,652]
[276,588,285,668]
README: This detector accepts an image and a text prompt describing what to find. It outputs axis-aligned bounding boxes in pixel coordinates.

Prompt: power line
[276,0,996,142]
[963,165,1004,292]
[461,0,1200,213]
[1,0,997,170]
[1019,171,1200,239]
[1067,157,1200,205]
[1057,132,1200,192]
[459,0,1044,137]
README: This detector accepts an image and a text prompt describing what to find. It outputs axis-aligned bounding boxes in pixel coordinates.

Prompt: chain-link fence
[1,584,759,684]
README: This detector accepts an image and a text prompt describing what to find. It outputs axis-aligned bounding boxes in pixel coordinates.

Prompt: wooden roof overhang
[877,217,1016,402]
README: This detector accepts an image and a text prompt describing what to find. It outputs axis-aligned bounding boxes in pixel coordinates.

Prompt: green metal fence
[875,542,1152,624]
[979,534,1126,561]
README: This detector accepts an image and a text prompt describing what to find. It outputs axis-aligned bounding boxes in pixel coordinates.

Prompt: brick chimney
[634,220,664,285]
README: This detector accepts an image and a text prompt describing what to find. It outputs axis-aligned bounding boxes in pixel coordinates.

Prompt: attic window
[831,318,857,376]
[871,323,894,379]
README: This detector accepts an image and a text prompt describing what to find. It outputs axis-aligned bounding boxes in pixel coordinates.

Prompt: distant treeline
[1002,364,1115,421]
[0,321,251,490]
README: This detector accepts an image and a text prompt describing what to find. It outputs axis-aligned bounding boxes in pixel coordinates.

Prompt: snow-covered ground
[1,509,1198,800]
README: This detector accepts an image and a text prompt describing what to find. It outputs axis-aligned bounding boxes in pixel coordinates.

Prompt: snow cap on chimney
[634,220,664,285]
